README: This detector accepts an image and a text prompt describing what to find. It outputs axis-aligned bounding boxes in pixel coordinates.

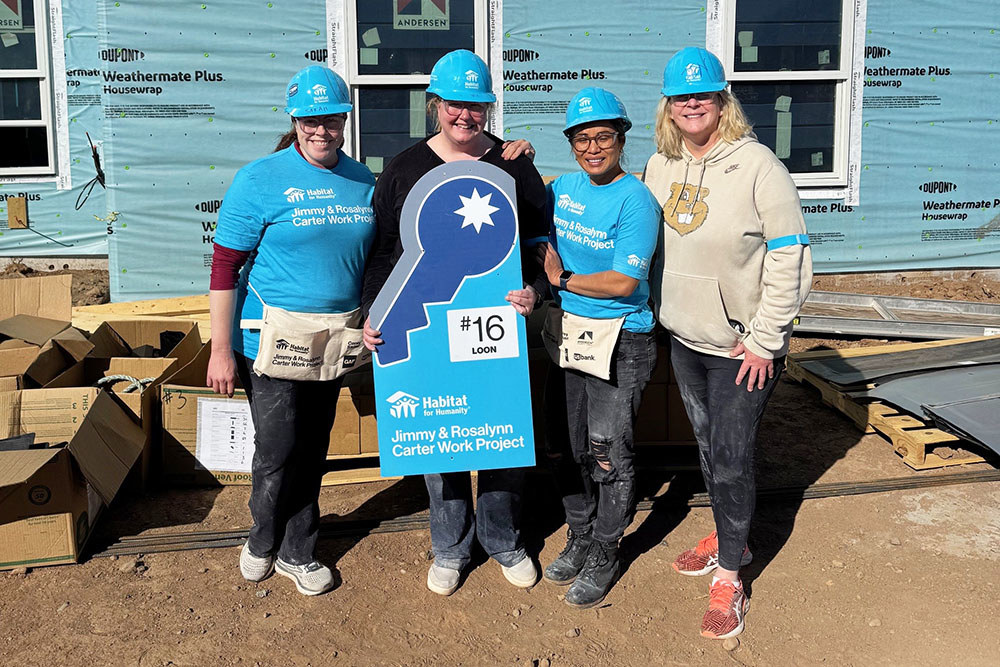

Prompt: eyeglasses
[570,132,619,152]
[668,92,716,106]
[296,115,346,131]
[441,100,488,117]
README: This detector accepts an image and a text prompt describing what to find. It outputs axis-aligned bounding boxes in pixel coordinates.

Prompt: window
[0,0,55,175]
[344,0,487,174]
[718,0,863,192]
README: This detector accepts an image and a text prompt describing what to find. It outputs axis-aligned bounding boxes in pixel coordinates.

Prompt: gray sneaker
[426,563,461,596]
[275,558,335,596]
[239,543,274,582]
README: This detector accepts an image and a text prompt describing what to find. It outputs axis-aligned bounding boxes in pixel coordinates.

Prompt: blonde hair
[653,89,752,159]
[425,95,495,133]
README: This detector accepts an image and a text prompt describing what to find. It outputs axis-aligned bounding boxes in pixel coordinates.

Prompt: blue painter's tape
[766,234,810,251]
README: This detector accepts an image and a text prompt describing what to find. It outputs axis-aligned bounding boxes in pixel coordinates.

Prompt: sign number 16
[446,305,520,363]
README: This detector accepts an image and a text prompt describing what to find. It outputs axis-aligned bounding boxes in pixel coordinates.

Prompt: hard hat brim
[285,102,354,116]
[661,81,727,97]
[564,114,633,136]
[426,87,497,104]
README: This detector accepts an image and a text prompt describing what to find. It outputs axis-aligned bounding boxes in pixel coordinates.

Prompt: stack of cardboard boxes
[159,341,382,487]
[0,277,200,570]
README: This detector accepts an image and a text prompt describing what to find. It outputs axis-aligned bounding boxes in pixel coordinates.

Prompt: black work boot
[564,540,620,609]
[543,528,594,585]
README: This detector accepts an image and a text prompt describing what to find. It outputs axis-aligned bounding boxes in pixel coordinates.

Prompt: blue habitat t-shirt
[548,172,660,332]
[215,146,376,358]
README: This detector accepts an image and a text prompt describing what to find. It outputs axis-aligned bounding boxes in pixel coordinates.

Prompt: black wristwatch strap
[559,270,573,291]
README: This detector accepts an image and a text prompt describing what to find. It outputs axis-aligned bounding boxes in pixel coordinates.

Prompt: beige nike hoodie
[643,135,812,360]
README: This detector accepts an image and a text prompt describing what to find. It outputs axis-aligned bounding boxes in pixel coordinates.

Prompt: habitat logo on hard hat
[577,96,593,113]
[386,391,420,419]
[310,83,329,103]
[685,63,702,83]
[464,69,479,88]
[284,187,306,203]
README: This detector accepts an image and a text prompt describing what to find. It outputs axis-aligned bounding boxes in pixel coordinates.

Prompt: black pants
[668,338,783,571]
[544,331,657,543]
[236,354,342,565]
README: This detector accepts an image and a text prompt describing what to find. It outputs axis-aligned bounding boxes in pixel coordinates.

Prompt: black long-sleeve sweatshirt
[360,133,549,318]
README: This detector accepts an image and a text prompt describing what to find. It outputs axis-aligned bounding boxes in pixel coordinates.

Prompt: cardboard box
[0,390,145,570]
[88,318,201,367]
[47,357,181,487]
[0,274,72,322]
[0,315,93,388]
[160,342,375,486]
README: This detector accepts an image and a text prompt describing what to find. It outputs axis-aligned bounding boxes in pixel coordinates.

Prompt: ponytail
[274,121,297,152]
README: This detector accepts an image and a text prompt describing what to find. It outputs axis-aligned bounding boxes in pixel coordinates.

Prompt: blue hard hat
[661,47,727,97]
[563,87,632,136]
[427,50,496,103]
[285,66,352,117]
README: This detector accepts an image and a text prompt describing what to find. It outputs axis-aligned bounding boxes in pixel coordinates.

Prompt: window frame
[719,0,859,190]
[0,0,56,177]
[342,0,489,159]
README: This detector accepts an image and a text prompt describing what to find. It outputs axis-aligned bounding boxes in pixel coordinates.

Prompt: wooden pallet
[73,294,212,342]
[787,341,988,470]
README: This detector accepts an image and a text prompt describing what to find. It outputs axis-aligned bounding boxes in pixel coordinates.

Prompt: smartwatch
[558,270,574,291]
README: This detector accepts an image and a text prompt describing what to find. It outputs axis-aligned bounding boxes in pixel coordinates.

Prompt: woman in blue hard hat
[539,87,661,608]
[360,49,549,596]
[206,65,376,596]
[644,47,812,639]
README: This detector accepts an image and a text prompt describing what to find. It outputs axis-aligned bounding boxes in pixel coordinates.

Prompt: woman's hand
[506,286,539,317]
[206,347,238,397]
[363,317,383,351]
[731,342,774,392]
[543,242,564,286]
[501,139,536,162]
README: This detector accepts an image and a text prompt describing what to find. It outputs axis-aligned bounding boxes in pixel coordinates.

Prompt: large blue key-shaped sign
[369,161,536,477]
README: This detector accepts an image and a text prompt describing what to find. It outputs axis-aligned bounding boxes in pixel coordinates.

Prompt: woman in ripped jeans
[540,87,661,608]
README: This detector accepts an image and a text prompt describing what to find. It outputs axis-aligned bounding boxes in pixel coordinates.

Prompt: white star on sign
[454,188,499,234]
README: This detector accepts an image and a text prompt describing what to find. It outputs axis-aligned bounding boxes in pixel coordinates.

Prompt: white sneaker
[426,563,461,596]
[502,556,538,589]
[239,543,274,582]
[274,558,335,596]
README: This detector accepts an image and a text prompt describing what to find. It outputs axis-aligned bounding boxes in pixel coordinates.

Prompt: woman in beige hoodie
[643,47,812,640]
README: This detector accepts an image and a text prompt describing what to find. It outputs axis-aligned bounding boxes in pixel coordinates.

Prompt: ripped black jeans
[544,330,657,544]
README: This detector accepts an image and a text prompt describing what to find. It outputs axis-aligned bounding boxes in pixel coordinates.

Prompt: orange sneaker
[700,578,749,639]
[671,531,752,576]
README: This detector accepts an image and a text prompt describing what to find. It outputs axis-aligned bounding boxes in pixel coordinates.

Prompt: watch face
[560,270,572,280]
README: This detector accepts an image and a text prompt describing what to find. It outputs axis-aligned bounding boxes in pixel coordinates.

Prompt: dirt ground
[1,268,998,666]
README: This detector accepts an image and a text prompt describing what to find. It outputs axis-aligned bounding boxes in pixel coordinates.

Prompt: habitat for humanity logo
[464,69,479,89]
[626,254,649,270]
[577,96,593,114]
[274,338,309,354]
[387,391,420,418]
[556,193,586,216]
[685,63,702,83]
[284,185,337,202]
[386,390,470,417]
[310,83,329,103]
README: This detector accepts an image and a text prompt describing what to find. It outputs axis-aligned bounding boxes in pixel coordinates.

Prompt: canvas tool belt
[241,283,369,381]
[542,306,624,381]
